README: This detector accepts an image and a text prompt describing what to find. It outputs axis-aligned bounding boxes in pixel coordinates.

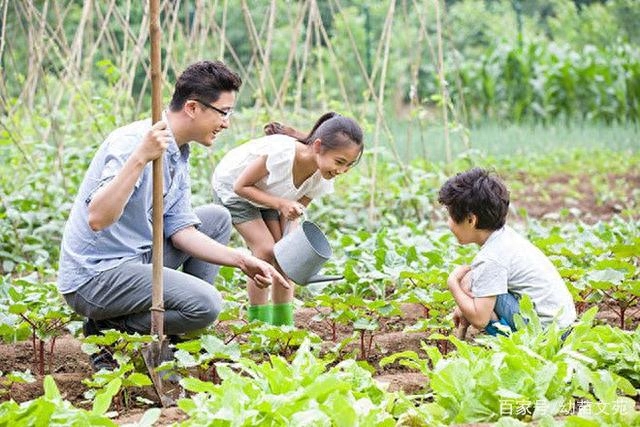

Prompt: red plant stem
[224,333,241,345]
[31,331,37,368]
[38,339,45,375]
[49,336,57,373]
[211,365,220,384]
[284,337,292,357]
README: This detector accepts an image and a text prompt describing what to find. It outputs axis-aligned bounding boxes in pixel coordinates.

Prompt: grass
[386,120,640,162]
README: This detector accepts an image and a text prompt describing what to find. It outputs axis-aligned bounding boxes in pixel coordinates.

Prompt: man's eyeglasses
[191,98,233,120]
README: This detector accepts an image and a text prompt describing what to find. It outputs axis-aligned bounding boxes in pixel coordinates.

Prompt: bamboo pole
[325,0,414,203]
[294,0,314,113]
[312,0,351,112]
[312,0,327,111]
[149,0,164,340]
[274,0,308,111]
[0,0,9,110]
[218,0,227,59]
[434,0,451,163]
[368,0,396,224]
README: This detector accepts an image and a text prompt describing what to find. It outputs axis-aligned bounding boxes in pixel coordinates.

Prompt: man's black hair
[170,60,242,110]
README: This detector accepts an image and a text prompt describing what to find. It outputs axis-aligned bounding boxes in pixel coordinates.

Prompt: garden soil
[1,172,638,424]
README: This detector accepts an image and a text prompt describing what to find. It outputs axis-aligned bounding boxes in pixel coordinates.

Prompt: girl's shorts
[214,193,279,224]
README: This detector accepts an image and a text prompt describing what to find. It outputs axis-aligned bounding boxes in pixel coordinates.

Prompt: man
[58,61,288,369]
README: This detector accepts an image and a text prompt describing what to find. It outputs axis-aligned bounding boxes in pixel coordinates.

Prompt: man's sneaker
[82,318,119,371]
[82,317,130,337]
[90,348,118,371]
[82,318,102,337]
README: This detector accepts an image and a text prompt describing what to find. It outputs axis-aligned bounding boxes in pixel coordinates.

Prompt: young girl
[212,112,364,326]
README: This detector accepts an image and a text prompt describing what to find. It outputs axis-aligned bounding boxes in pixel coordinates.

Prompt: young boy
[438,168,576,336]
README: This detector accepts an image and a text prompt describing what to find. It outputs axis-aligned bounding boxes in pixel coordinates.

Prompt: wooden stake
[149,0,164,339]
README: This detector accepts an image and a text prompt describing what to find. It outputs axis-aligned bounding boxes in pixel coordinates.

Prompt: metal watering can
[273,219,343,285]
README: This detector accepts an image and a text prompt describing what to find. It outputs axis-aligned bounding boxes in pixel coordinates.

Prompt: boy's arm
[233,156,304,220]
[448,265,496,329]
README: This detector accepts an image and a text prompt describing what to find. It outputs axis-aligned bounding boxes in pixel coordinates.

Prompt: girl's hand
[279,200,305,221]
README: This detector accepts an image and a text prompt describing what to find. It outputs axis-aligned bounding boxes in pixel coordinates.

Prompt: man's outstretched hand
[240,254,290,290]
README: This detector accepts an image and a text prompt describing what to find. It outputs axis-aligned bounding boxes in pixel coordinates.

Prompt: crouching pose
[438,168,576,337]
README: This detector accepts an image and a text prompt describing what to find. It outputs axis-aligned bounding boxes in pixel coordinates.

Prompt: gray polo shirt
[471,226,577,328]
[57,116,200,294]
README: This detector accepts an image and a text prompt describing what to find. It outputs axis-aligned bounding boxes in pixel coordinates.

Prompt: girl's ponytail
[301,112,338,145]
[265,111,364,164]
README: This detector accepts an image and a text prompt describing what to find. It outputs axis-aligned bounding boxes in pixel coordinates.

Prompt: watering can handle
[283,209,307,236]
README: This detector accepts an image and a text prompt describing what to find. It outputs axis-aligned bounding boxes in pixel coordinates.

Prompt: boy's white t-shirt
[471,225,577,328]
[212,134,334,207]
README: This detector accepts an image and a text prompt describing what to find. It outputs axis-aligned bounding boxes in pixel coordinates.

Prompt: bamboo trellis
[0,0,460,224]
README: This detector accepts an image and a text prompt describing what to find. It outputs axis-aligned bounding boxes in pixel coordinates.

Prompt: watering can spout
[306,274,344,284]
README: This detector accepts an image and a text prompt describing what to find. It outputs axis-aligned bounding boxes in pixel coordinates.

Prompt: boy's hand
[453,307,471,327]
[452,307,471,339]
[447,264,471,290]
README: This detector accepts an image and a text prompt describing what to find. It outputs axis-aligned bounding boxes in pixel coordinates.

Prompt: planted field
[1,0,640,425]
[0,147,639,425]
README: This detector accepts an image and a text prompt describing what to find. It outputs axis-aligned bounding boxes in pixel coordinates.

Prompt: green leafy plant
[81,330,153,409]
[0,375,118,426]
[2,275,73,374]
[177,339,404,426]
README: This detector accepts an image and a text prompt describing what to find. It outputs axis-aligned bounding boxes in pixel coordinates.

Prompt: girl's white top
[212,134,334,207]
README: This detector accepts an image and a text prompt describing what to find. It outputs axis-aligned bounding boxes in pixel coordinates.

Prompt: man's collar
[161,110,189,159]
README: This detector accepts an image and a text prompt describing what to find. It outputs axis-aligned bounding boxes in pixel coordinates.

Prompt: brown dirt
[375,372,428,394]
[0,303,634,424]
[510,171,640,224]
[115,407,188,425]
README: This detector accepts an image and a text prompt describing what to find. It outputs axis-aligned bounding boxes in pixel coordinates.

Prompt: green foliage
[452,41,640,124]
[0,376,117,426]
[177,340,403,426]
[385,303,639,424]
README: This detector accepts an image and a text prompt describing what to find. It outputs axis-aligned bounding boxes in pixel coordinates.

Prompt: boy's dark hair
[169,60,242,110]
[300,112,364,164]
[438,167,510,230]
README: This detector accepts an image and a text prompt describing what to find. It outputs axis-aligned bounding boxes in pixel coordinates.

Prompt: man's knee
[195,204,232,244]
[189,288,223,329]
